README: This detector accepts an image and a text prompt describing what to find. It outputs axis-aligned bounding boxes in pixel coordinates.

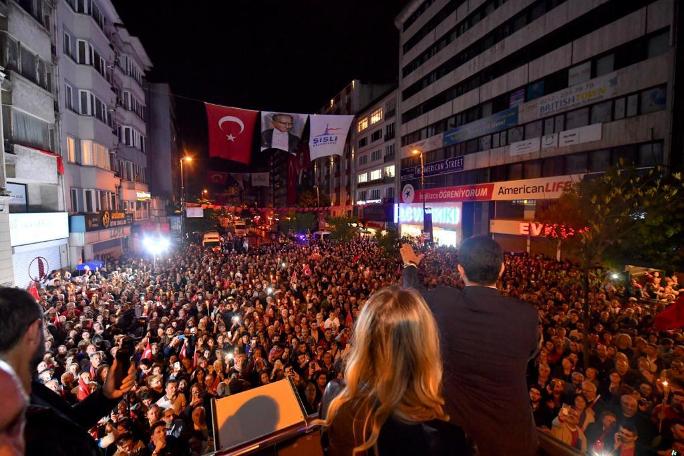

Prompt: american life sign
[406,175,584,203]
[400,155,464,181]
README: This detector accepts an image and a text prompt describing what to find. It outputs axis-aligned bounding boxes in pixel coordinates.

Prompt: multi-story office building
[313,79,393,216]
[146,82,178,226]
[395,0,677,253]
[352,88,398,228]
[56,0,152,264]
[0,0,70,286]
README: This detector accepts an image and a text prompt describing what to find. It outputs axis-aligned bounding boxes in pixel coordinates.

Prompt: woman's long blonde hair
[322,286,447,454]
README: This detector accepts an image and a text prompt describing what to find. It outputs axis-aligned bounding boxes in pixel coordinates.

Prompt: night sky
[112,0,409,186]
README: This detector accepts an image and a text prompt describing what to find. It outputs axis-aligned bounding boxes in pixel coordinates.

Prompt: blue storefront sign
[443,106,518,146]
[401,155,464,181]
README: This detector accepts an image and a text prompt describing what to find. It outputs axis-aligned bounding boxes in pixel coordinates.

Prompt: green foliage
[538,166,684,271]
[297,188,331,207]
[375,227,400,256]
[278,212,317,233]
[327,215,359,242]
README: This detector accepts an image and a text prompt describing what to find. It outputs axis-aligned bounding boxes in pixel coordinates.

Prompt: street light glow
[144,236,171,256]
[182,156,193,163]
[411,149,421,156]
[611,273,620,280]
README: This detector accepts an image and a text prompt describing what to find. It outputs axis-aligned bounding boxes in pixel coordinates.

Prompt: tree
[375,227,400,256]
[538,165,684,366]
[327,215,359,242]
[297,188,330,207]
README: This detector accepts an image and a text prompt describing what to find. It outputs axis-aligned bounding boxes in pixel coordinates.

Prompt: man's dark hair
[0,287,43,353]
[458,236,503,285]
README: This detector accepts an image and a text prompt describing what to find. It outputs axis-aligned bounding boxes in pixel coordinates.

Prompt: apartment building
[56,0,152,264]
[352,88,398,228]
[312,79,393,216]
[395,0,677,253]
[0,0,69,286]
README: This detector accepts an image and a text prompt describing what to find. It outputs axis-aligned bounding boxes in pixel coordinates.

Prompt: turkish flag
[655,295,684,330]
[205,103,258,164]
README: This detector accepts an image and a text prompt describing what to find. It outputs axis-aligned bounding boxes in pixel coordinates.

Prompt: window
[638,142,663,167]
[640,86,666,114]
[81,140,93,165]
[386,186,394,199]
[65,83,74,110]
[357,173,368,184]
[523,160,542,179]
[77,40,91,65]
[385,123,395,139]
[66,136,77,162]
[384,165,395,178]
[566,153,588,174]
[70,188,79,212]
[371,150,382,161]
[84,189,95,213]
[565,107,589,129]
[626,94,639,117]
[357,117,368,132]
[358,190,367,201]
[358,137,367,148]
[591,100,613,123]
[648,31,669,58]
[370,108,383,125]
[508,126,524,143]
[370,169,382,181]
[508,163,522,180]
[542,156,564,177]
[524,120,543,139]
[63,32,72,58]
[595,54,614,77]
[359,155,368,166]
[385,144,395,160]
[371,130,382,142]
[370,189,381,199]
[614,97,626,120]
[589,149,611,172]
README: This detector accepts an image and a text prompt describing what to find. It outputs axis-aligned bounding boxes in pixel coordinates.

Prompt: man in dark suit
[261,113,300,154]
[401,236,540,456]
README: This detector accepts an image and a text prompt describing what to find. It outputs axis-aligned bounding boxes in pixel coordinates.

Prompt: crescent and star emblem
[218,116,245,142]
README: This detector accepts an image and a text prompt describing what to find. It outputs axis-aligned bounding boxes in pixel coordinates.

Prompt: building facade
[395,0,677,252]
[352,88,398,228]
[313,79,393,216]
[145,82,178,231]
[0,0,71,286]
[56,0,152,264]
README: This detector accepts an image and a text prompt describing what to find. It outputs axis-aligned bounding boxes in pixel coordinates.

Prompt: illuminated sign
[397,204,461,226]
[357,199,382,206]
[136,191,151,201]
[490,219,585,239]
[9,212,69,246]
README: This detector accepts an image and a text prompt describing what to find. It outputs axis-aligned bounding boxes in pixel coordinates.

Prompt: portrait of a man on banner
[260,112,307,154]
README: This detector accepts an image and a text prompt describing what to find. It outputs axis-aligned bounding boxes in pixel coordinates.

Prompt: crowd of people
[4,233,682,455]
[27,237,400,455]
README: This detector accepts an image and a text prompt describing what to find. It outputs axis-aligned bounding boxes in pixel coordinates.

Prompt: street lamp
[180,156,192,242]
[313,185,320,207]
[411,148,427,237]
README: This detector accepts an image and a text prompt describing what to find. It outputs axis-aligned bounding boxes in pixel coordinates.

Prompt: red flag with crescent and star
[205,103,258,164]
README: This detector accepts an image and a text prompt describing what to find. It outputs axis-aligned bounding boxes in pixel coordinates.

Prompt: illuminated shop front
[395,202,462,247]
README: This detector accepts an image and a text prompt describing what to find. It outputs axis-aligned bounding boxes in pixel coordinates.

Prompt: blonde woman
[319,286,470,455]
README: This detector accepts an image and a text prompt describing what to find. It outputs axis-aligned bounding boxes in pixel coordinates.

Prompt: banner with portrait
[260,112,308,154]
